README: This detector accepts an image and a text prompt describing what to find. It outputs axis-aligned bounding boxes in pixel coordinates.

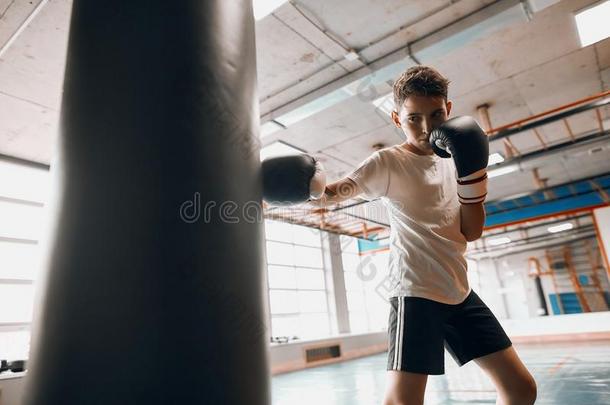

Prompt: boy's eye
[408,116,421,123]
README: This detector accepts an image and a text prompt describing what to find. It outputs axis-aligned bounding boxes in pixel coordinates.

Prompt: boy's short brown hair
[392,65,450,111]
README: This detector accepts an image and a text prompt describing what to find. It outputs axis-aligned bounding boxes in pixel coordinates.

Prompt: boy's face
[391,95,452,155]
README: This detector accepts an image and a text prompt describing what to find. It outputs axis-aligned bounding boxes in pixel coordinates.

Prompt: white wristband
[457,168,487,204]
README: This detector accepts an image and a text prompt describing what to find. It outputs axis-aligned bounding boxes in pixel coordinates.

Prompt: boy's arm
[460,203,485,242]
[430,116,489,242]
[310,177,364,208]
[262,154,366,207]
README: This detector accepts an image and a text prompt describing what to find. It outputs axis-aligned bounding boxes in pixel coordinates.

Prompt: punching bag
[24,1,269,404]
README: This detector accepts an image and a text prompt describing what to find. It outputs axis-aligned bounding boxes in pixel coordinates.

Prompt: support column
[491,258,510,319]
[593,206,610,278]
[324,233,350,334]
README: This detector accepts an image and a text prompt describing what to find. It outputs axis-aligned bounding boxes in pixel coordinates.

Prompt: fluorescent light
[488,165,518,178]
[547,222,574,233]
[253,0,289,20]
[488,152,505,166]
[260,141,303,161]
[575,1,610,47]
[488,237,511,246]
[260,120,284,138]
[372,93,394,116]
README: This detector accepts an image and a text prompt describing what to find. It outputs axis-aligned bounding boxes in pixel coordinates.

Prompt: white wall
[270,331,387,375]
[593,206,610,276]
[473,238,610,319]
[502,311,610,341]
[0,373,26,405]
[474,258,511,319]
[475,252,545,319]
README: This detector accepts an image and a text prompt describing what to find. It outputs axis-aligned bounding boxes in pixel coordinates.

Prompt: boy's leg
[474,346,537,405]
[383,371,427,405]
[443,291,536,405]
[385,296,449,405]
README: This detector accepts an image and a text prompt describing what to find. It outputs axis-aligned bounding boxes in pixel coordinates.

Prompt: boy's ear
[391,110,401,128]
[446,100,453,116]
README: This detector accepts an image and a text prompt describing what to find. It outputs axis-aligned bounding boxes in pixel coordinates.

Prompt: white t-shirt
[348,145,470,304]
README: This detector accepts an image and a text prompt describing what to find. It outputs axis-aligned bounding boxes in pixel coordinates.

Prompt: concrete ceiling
[257,0,610,191]
[0,0,609,239]
[0,0,70,163]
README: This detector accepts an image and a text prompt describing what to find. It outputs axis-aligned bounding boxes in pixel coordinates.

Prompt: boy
[262,66,537,405]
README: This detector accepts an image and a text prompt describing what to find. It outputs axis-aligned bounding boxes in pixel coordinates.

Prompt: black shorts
[387,290,512,375]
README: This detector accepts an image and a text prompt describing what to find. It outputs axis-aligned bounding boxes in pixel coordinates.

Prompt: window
[0,330,31,360]
[341,236,390,333]
[467,259,481,292]
[265,220,331,339]
[0,159,49,360]
[0,241,40,280]
[0,285,36,323]
[0,160,49,203]
[267,265,297,289]
[0,201,45,240]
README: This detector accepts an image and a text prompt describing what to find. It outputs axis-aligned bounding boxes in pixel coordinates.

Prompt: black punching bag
[24,1,269,404]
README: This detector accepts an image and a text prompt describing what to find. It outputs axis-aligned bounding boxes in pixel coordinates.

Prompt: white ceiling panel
[487,169,539,201]
[0,0,43,49]
[0,0,70,110]
[429,0,593,99]
[292,0,452,50]
[596,38,610,70]
[450,77,530,128]
[278,94,389,153]
[322,123,401,167]
[255,15,335,100]
[511,46,601,117]
[0,92,58,162]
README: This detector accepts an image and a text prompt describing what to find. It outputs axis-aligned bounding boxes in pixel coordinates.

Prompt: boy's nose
[423,120,433,135]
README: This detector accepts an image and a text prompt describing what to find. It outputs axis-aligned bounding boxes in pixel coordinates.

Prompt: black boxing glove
[429,116,489,204]
[262,154,326,206]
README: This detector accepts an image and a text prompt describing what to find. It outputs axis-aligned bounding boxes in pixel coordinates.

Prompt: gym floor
[272,341,610,404]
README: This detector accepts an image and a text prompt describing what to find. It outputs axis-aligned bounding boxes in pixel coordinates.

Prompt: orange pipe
[584,240,607,308]
[487,90,610,135]
[545,250,564,315]
[563,246,591,312]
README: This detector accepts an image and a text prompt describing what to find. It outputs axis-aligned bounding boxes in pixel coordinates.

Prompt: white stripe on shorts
[393,297,404,369]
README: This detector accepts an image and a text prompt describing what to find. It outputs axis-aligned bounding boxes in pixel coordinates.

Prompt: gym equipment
[23,1,269,404]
